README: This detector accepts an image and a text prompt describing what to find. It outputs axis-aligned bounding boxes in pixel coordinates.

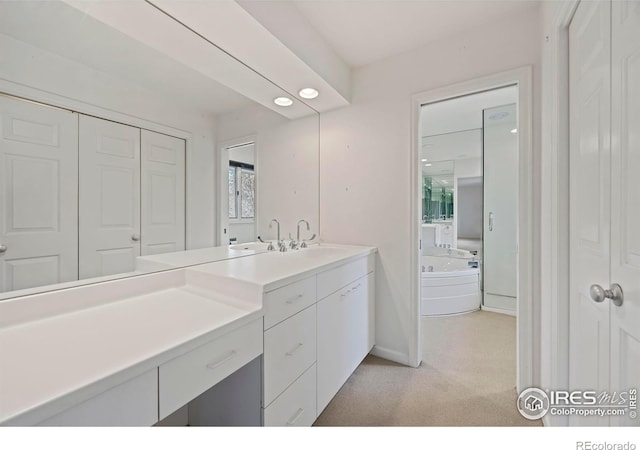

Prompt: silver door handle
[589,283,624,307]
[489,212,494,231]
[0,244,6,254]
[131,234,141,241]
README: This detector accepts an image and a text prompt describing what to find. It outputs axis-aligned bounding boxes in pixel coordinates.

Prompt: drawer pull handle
[206,350,237,370]
[285,294,304,304]
[285,343,304,356]
[286,408,305,426]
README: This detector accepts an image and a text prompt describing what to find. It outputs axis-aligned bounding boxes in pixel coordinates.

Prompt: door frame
[410,66,534,393]
[539,0,580,427]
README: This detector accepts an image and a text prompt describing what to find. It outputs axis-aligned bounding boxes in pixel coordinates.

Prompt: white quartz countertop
[0,242,376,425]
[135,245,260,271]
[190,243,377,292]
[0,269,262,425]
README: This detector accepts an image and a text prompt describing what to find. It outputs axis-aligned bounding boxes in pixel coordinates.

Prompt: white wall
[217,105,319,243]
[320,5,542,372]
[0,34,218,249]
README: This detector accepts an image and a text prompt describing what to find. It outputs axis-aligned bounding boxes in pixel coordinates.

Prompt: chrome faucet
[269,219,286,252]
[297,219,310,243]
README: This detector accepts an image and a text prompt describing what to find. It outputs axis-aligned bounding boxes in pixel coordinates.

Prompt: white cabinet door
[609,0,640,427]
[140,130,185,256]
[79,115,140,279]
[0,95,78,292]
[317,272,374,415]
[483,103,518,311]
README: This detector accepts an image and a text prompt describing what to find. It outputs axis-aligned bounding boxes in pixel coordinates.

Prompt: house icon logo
[517,387,550,420]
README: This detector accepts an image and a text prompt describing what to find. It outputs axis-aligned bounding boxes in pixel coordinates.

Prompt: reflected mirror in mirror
[0,0,319,299]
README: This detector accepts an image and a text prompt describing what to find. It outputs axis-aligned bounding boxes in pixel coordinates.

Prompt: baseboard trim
[481,305,517,317]
[370,345,414,367]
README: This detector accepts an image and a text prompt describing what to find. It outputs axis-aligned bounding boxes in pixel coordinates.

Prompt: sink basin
[229,242,270,252]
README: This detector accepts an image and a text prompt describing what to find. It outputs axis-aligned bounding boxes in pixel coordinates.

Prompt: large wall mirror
[0,0,319,299]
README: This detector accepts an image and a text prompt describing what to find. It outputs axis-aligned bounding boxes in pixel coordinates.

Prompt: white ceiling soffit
[0,1,254,117]
[61,0,312,120]
[148,0,350,113]
[236,0,351,106]
[421,85,517,137]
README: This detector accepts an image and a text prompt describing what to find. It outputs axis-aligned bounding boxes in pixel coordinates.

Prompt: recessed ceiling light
[298,88,319,99]
[511,128,518,134]
[421,158,427,162]
[442,180,449,183]
[274,96,293,107]
[425,163,432,167]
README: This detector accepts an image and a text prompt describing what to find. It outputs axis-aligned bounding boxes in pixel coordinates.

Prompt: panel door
[609,0,640,427]
[483,103,518,311]
[568,0,611,426]
[0,95,78,293]
[140,129,185,256]
[79,115,140,279]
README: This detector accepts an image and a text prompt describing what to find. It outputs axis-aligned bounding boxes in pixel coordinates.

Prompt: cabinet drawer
[317,255,374,300]
[264,364,317,427]
[264,305,316,406]
[264,276,316,330]
[38,369,158,426]
[158,319,263,420]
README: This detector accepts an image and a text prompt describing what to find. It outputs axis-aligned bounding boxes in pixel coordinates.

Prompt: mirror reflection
[0,1,319,298]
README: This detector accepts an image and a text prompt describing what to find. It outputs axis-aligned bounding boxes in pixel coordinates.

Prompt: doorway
[410,68,534,393]
[218,138,257,246]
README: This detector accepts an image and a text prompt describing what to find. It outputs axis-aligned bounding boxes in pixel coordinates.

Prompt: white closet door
[609,0,640,427]
[568,0,611,426]
[140,130,185,256]
[482,103,517,312]
[79,115,140,279]
[0,95,78,292]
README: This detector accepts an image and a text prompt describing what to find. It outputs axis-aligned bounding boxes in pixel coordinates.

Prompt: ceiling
[421,85,517,137]
[292,0,541,68]
[420,86,517,172]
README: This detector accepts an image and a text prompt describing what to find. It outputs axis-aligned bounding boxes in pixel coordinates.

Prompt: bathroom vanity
[0,244,376,426]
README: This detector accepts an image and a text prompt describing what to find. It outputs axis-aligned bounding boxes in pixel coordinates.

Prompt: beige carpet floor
[313,310,541,426]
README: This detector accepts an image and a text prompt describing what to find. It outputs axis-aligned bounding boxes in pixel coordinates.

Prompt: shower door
[483,103,518,312]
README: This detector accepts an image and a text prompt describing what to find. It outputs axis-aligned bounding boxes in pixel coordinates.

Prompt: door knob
[0,244,6,254]
[589,283,624,307]
[131,234,141,242]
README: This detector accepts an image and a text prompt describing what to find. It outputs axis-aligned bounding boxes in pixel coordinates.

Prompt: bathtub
[421,248,481,316]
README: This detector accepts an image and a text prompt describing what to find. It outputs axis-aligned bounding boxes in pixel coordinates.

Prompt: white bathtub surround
[421,248,481,316]
[0,243,376,426]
